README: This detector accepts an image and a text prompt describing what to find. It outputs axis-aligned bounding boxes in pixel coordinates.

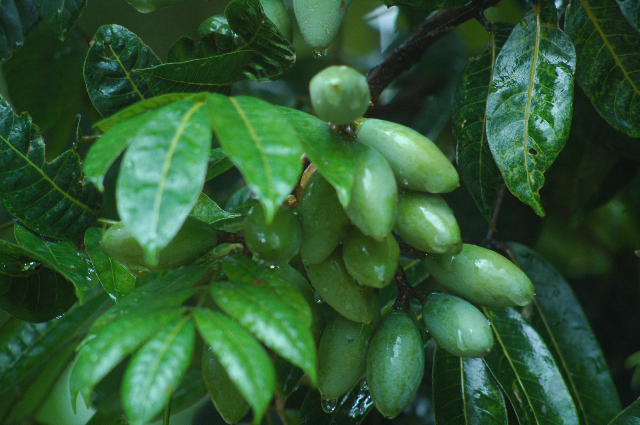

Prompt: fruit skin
[342,227,399,288]
[423,293,494,358]
[394,190,462,254]
[99,216,218,272]
[260,0,293,42]
[243,205,302,265]
[425,244,535,307]
[345,142,398,241]
[298,172,350,264]
[309,66,371,125]
[293,0,351,50]
[366,311,425,419]
[356,118,459,193]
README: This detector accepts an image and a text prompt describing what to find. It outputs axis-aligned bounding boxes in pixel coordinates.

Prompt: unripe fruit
[394,190,461,254]
[367,311,425,419]
[299,172,350,264]
[260,0,293,42]
[425,244,535,307]
[293,0,351,51]
[342,227,399,288]
[243,205,302,265]
[356,118,459,193]
[99,216,218,273]
[202,346,250,424]
[305,247,376,324]
[423,293,494,358]
[309,66,371,125]
[345,142,397,241]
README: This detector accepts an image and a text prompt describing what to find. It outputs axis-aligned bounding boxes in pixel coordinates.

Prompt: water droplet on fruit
[312,49,325,58]
[314,292,324,304]
[321,398,338,413]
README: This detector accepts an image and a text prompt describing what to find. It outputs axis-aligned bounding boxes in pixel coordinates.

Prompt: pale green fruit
[342,227,399,288]
[243,206,302,264]
[202,346,250,424]
[261,0,293,42]
[423,293,494,358]
[367,311,425,419]
[305,247,377,324]
[345,142,398,241]
[293,0,351,50]
[309,66,371,125]
[356,118,459,193]
[425,244,535,307]
[394,190,461,254]
[299,172,350,264]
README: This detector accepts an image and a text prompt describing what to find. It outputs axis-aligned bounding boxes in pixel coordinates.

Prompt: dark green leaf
[220,186,259,232]
[0,238,39,277]
[299,379,373,425]
[122,315,195,425]
[36,0,86,40]
[0,0,39,62]
[486,2,576,216]
[206,94,303,222]
[125,0,189,13]
[483,307,579,425]
[193,307,275,421]
[84,24,161,117]
[608,397,640,425]
[453,23,512,223]
[167,36,198,62]
[274,354,305,398]
[617,0,640,31]
[565,0,640,137]
[206,147,234,181]
[0,99,102,241]
[432,345,507,425]
[158,365,208,419]
[509,242,621,425]
[190,192,240,224]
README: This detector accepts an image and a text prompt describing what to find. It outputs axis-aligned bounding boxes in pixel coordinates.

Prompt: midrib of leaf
[236,20,264,52]
[460,357,469,425]
[522,7,541,198]
[109,43,146,100]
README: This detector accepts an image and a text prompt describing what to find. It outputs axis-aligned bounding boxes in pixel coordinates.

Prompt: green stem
[97,218,119,227]
[163,397,172,425]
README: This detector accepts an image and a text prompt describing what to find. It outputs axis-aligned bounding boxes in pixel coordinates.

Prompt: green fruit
[202,345,250,424]
[394,190,461,254]
[260,0,293,42]
[243,205,302,265]
[356,118,459,193]
[293,0,351,50]
[345,142,398,241]
[425,244,535,307]
[366,311,425,419]
[342,227,399,288]
[299,172,350,264]
[309,66,371,125]
[423,293,494,358]
[305,247,377,324]
[99,216,218,272]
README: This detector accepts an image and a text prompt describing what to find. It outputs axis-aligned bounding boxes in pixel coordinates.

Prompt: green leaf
[0,99,102,241]
[220,186,259,232]
[84,24,161,117]
[116,98,211,265]
[122,315,195,425]
[617,0,640,31]
[486,1,576,216]
[482,307,579,425]
[299,379,374,425]
[125,0,190,13]
[274,354,305,398]
[509,242,621,425]
[209,280,317,385]
[84,228,135,303]
[277,107,355,207]
[432,345,507,425]
[565,0,640,137]
[609,397,640,425]
[206,147,234,181]
[206,94,303,222]
[0,0,39,62]
[36,0,86,40]
[453,23,512,223]
[190,192,240,224]
[193,308,275,422]
[0,238,38,277]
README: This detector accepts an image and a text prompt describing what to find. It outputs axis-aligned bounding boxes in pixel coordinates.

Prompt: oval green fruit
[260,0,293,42]
[425,244,535,307]
[342,227,399,288]
[356,118,459,193]
[293,0,351,50]
[299,172,350,264]
[394,190,461,254]
[423,293,494,358]
[367,311,425,419]
[243,205,302,265]
[309,66,371,125]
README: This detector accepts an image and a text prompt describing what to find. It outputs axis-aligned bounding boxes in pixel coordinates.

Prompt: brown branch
[366,0,501,107]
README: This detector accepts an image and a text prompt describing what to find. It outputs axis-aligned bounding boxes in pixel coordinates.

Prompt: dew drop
[321,398,338,413]
[520,20,528,27]
[312,50,324,58]
[314,292,324,304]
[360,379,369,391]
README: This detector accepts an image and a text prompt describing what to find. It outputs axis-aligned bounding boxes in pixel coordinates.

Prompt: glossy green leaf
[0,99,102,241]
[509,242,621,425]
[167,36,198,62]
[206,148,234,181]
[432,345,507,425]
[486,1,576,216]
[157,365,208,420]
[122,315,195,425]
[617,0,640,31]
[193,307,275,421]
[125,0,189,13]
[274,354,305,398]
[84,24,161,117]
[608,397,640,425]
[482,307,579,425]
[565,0,640,137]
[116,98,211,265]
[190,192,240,224]
[0,238,37,277]
[453,23,512,223]
[277,107,355,207]
[209,280,317,384]
[36,0,86,40]
[206,94,302,223]
[299,379,374,425]
[220,186,259,232]
[84,228,135,303]
[0,0,39,62]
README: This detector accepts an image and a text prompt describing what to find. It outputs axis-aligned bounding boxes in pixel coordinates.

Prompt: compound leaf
[0,0,39,62]
[36,0,86,40]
